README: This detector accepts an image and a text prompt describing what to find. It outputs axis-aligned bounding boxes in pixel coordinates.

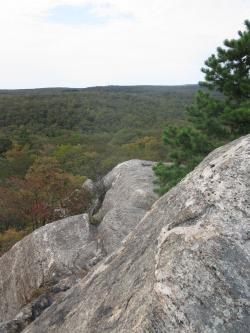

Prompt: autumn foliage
[0,156,91,240]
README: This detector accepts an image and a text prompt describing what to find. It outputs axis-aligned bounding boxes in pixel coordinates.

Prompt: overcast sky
[0,0,249,89]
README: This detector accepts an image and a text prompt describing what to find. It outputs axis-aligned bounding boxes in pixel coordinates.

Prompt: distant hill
[0,85,199,131]
[0,84,199,95]
[0,84,199,180]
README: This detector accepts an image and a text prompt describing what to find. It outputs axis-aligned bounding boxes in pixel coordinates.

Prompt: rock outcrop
[0,160,157,329]
[1,136,250,333]
[0,215,96,322]
[96,160,158,254]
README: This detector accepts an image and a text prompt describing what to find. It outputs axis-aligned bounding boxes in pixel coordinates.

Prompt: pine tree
[154,20,250,194]
[201,20,250,103]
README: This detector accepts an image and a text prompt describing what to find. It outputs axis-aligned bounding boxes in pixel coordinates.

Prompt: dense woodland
[0,85,197,254]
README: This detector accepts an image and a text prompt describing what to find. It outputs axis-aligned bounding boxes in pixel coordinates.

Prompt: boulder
[22,135,250,333]
[0,214,98,322]
[96,160,158,254]
[0,160,158,328]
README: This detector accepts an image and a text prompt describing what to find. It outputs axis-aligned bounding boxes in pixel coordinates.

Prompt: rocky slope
[1,136,250,333]
[0,160,157,331]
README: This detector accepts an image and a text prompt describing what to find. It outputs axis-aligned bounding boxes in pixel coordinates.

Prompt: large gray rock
[97,160,158,254]
[0,160,158,328]
[0,214,99,322]
[23,135,250,333]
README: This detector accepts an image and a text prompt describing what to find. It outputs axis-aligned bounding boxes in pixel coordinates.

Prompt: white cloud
[0,0,249,88]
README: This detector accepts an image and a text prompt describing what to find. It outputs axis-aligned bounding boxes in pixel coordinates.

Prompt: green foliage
[200,20,250,102]
[0,85,196,181]
[154,126,211,194]
[187,91,227,137]
[0,146,35,179]
[154,162,189,195]
[0,137,12,155]
[222,102,250,135]
[0,86,196,135]
[163,125,211,163]
[155,20,250,194]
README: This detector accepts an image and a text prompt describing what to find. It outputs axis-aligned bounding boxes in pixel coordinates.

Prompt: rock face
[0,214,97,322]
[96,160,158,254]
[0,160,157,328]
[0,136,250,333]
[21,135,250,333]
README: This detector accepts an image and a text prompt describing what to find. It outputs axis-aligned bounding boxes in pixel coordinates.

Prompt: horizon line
[0,83,200,91]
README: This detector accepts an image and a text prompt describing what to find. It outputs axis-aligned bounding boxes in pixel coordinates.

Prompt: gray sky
[0,0,249,89]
